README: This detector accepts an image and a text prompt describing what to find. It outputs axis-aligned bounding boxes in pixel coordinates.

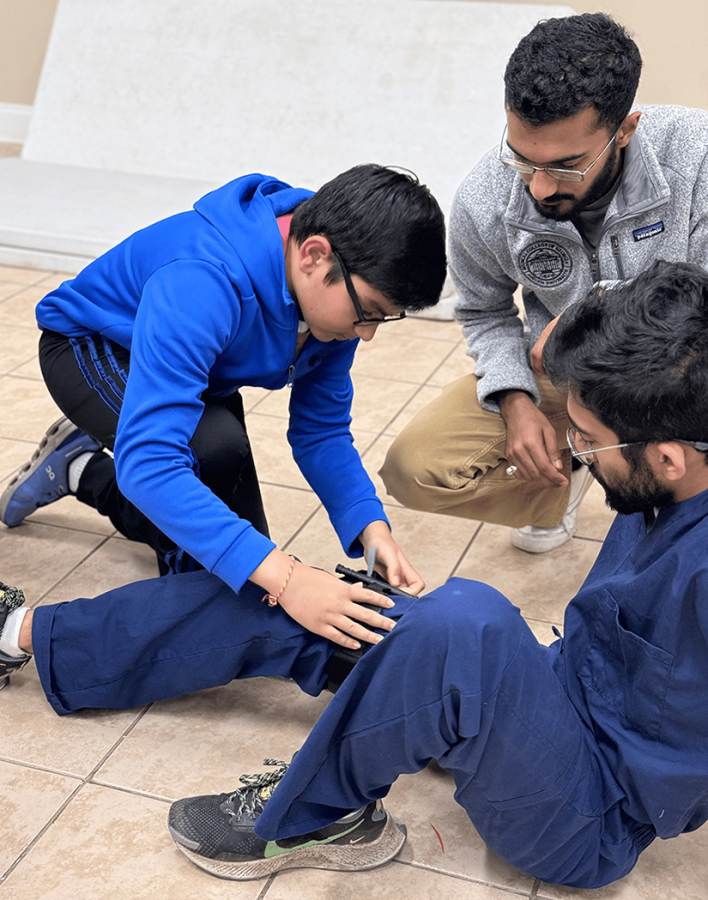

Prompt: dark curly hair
[544,261,708,455]
[504,13,642,130]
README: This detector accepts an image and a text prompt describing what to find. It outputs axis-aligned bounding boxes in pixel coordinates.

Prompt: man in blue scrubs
[166,260,708,888]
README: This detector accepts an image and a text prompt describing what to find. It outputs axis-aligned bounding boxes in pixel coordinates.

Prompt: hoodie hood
[194,174,313,294]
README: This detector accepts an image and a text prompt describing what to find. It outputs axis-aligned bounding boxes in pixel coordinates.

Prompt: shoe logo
[264,819,363,858]
[349,836,365,844]
[45,465,55,481]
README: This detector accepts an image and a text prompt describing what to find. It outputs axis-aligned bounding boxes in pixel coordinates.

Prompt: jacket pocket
[579,590,673,740]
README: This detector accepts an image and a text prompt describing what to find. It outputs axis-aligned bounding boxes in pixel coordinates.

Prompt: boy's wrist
[360,520,391,543]
[249,548,296,596]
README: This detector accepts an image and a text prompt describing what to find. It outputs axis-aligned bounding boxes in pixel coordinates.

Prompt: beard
[589,450,675,516]
[528,145,620,221]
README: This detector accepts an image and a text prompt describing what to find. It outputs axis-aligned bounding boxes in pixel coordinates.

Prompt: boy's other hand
[360,520,425,595]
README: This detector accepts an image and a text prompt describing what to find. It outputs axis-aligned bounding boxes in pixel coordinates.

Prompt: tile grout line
[0,754,86,781]
[281,503,324,554]
[448,522,485,579]
[257,479,320,495]
[0,372,50,386]
[32,533,116,607]
[0,781,86,886]
[2,518,117,538]
[256,872,279,899]
[86,704,154,780]
[5,356,43,378]
[88,779,174,804]
[0,704,153,887]
[394,858,536,896]
[0,283,46,304]
[370,339,467,436]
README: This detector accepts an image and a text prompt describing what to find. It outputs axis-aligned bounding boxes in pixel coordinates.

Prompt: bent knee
[403,579,524,643]
[380,428,447,509]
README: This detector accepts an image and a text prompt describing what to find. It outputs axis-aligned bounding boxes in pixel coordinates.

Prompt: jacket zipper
[589,252,600,283]
[611,235,626,279]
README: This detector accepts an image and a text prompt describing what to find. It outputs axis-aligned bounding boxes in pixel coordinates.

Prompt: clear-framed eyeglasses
[330,248,406,326]
[499,125,620,183]
[567,427,708,466]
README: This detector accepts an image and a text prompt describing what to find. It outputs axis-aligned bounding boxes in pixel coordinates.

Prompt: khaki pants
[380,373,573,528]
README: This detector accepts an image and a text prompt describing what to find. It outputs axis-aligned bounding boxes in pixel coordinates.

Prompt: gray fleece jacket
[450,105,708,410]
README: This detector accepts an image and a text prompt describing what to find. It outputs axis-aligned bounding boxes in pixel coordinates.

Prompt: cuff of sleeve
[211,529,278,593]
[339,501,390,559]
[478,375,541,413]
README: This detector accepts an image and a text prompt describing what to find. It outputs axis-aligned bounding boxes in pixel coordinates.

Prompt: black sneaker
[0,582,31,689]
[168,758,406,880]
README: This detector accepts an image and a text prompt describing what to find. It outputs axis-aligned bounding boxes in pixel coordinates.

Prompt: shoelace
[0,583,26,612]
[221,759,289,820]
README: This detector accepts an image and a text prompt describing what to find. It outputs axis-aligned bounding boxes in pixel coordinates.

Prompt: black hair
[504,13,642,131]
[289,164,446,311]
[544,261,708,458]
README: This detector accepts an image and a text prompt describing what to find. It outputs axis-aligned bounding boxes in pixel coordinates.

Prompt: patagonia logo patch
[518,241,572,288]
[633,221,664,242]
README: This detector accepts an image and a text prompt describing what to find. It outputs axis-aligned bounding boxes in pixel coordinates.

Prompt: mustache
[537,193,575,205]
[523,185,574,204]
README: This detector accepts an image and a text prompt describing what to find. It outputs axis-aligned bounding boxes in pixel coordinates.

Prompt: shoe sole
[0,417,90,526]
[170,812,406,881]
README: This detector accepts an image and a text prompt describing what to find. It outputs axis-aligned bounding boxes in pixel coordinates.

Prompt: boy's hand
[360,520,425,595]
[250,550,397,649]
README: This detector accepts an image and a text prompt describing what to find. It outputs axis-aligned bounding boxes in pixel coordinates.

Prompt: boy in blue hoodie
[0,164,446,649]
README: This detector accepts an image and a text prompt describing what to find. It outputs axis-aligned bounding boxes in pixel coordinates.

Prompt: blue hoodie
[36,174,388,591]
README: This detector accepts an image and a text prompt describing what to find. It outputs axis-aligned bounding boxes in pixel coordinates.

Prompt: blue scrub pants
[31,573,653,888]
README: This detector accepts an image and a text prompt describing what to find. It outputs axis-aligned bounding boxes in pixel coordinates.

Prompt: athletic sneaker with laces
[168,758,407,880]
[510,466,595,554]
[0,582,31,688]
[0,417,101,527]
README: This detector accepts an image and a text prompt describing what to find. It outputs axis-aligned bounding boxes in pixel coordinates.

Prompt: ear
[615,110,641,149]
[296,235,333,274]
[652,441,688,482]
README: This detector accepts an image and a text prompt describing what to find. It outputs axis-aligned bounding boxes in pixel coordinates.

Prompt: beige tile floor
[0,262,706,899]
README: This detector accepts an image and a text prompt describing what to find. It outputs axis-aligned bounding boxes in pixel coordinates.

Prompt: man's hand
[498,391,568,487]
[360,519,425,595]
[250,549,398,650]
[530,315,561,376]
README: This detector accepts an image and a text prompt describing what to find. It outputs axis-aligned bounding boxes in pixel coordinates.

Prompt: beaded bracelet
[262,555,296,607]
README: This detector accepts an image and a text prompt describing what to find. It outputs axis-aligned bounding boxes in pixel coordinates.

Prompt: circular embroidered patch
[518,241,572,288]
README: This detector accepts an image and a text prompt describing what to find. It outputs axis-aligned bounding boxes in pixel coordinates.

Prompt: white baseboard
[0,243,88,275]
[0,103,32,143]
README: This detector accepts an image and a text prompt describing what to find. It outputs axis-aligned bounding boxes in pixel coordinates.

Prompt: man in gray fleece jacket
[381,12,708,553]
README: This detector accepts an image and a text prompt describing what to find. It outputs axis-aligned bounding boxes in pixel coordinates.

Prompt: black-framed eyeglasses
[331,248,406,326]
[499,125,620,183]
[567,426,708,467]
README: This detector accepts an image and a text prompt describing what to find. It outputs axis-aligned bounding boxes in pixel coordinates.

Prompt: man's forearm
[492,389,535,422]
